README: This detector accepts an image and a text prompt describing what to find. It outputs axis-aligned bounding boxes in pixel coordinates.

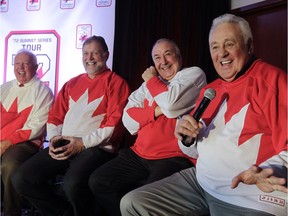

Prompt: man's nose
[219,47,228,57]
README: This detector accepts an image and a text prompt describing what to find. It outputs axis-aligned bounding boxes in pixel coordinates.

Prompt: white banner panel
[0,0,115,95]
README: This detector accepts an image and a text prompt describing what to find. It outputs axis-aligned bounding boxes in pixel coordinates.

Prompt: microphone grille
[204,88,216,100]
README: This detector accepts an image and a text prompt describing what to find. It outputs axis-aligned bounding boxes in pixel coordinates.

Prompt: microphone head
[204,88,216,100]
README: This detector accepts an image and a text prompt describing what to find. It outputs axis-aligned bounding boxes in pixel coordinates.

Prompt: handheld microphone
[181,88,216,147]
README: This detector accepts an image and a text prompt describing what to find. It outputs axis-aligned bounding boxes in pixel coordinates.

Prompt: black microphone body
[181,88,216,147]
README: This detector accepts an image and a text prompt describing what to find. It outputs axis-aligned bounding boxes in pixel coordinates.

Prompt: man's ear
[247,38,253,54]
[104,51,109,60]
[33,64,39,75]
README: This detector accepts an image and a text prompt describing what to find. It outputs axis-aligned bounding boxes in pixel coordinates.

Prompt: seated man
[1,49,54,216]
[12,36,131,216]
[88,38,207,216]
[120,14,287,216]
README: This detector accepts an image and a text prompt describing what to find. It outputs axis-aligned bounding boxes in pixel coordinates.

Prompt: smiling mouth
[87,62,96,65]
[220,60,232,66]
[161,65,171,70]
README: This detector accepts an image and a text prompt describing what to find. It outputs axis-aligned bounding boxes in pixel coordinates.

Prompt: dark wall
[231,0,287,72]
[112,0,287,92]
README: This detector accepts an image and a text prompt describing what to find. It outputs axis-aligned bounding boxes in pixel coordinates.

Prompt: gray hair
[83,35,109,52]
[16,49,38,65]
[209,14,254,53]
[152,38,182,61]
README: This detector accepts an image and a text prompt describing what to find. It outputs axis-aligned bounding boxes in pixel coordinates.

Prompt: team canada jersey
[179,59,287,215]
[122,67,207,160]
[1,76,54,147]
[47,70,130,153]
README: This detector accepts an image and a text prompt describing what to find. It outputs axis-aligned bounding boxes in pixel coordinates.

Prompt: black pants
[12,147,116,216]
[1,141,38,216]
[88,148,194,216]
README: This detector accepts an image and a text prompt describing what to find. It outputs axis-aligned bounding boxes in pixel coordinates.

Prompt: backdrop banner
[0,0,115,95]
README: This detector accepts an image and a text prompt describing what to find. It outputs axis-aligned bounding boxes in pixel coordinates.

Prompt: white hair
[209,13,254,53]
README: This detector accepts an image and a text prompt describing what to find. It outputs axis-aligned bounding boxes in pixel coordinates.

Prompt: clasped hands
[49,136,85,160]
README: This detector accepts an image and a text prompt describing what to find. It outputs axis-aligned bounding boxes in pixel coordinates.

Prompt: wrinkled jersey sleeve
[146,67,206,118]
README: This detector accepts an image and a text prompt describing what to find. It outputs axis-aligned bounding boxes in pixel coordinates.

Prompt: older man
[88,38,207,216]
[1,49,53,216]
[12,36,130,216]
[120,14,287,216]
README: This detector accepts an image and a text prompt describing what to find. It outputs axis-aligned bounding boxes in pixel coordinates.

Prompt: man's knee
[62,175,87,199]
[120,190,140,214]
[88,172,108,194]
[1,158,21,183]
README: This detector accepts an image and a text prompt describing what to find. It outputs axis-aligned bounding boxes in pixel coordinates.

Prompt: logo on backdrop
[96,0,112,7]
[4,30,60,95]
[26,0,40,11]
[0,0,9,12]
[60,0,75,10]
[76,24,92,49]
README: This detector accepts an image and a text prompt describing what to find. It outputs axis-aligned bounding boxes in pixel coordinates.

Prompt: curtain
[113,0,230,91]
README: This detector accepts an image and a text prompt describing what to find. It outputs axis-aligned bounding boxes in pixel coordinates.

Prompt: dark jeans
[88,148,194,216]
[12,147,116,216]
[1,141,38,216]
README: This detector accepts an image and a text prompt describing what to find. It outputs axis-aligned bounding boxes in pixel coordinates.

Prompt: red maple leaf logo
[0,98,33,140]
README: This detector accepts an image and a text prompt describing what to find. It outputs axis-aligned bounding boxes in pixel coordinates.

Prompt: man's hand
[0,139,12,156]
[49,136,85,160]
[174,115,203,141]
[231,165,288,193]
[142,66,158,82]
